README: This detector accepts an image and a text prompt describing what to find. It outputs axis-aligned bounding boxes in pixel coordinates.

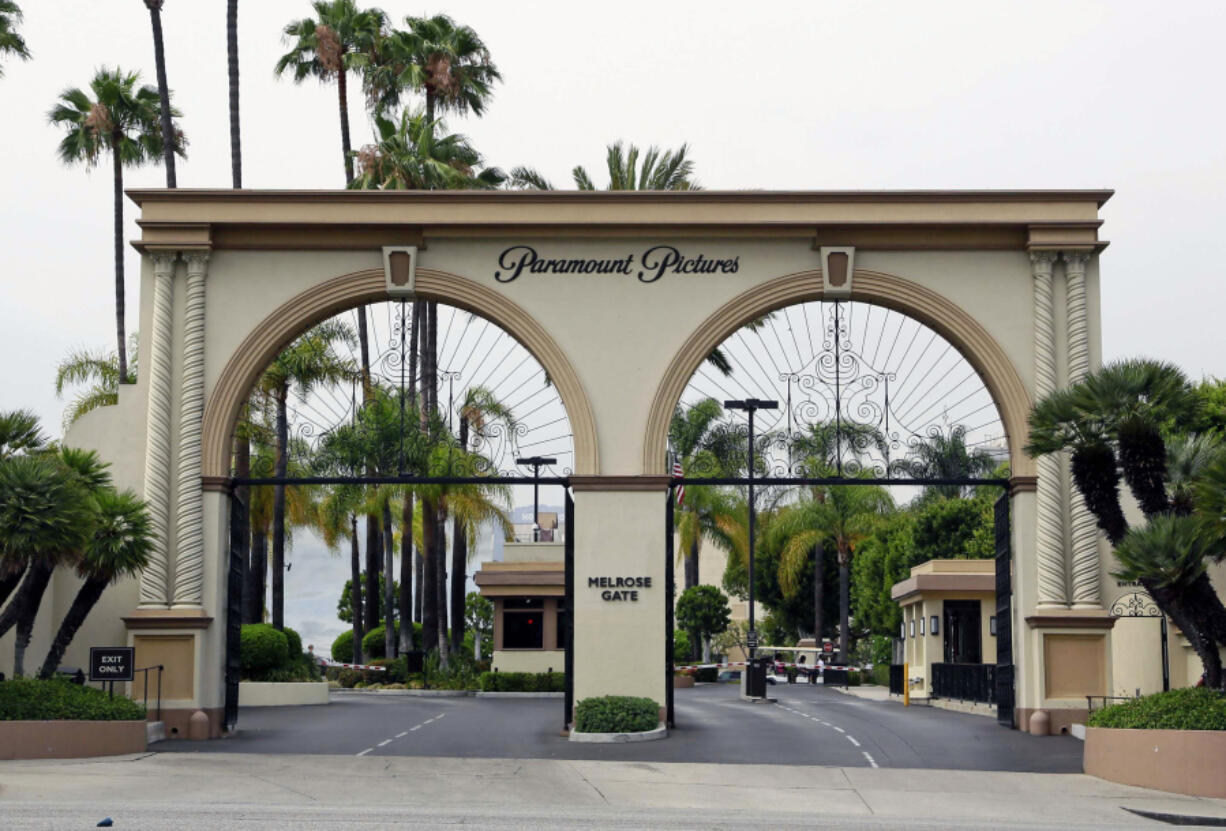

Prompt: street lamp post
[516,456,557,541]
[724,398,778,696]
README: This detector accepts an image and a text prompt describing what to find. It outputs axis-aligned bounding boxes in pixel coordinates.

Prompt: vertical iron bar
[225,484,247,732]
[1160,616,1170,692]
[532,465,540,542]
[564,488,574,730]
[834,302,842,476]
[884,376,891,477]
[665,486,675,728]
[399,299,406,475]
[157,665,163,723]
[747,407,756,677]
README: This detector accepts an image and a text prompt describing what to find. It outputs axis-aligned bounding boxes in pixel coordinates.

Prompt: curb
[1123,807,1226,827]
[331,689,474,697]
[569,722,668,743]
[475,691,565,699]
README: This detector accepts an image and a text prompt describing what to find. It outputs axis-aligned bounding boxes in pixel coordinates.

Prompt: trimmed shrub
[331,630,354,663]
[868,664,890,687]
[673,629,692,661]
[336,668,362,688]
[241,624,288,674]
[847,669,863,687]
[282,627,303,658]
[1087,687,1226,731]
[477,671,565,692]
[371,657,407,684]
[362,625,387,660]
[574,695,658,733]
[0,679,146,721]
[694,666,718,683]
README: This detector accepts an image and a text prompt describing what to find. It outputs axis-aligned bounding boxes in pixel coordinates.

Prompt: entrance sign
[89,647,134,682]
[494,244,740,283]
[589,576,650,601]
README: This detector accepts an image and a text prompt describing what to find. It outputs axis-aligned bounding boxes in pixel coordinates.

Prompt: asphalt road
[158,683,1083,772]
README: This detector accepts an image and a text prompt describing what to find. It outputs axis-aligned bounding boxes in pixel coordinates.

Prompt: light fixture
[909,620,915,638]
[990,616,997,636]
[930,616,939,636]
[919,617,925,636]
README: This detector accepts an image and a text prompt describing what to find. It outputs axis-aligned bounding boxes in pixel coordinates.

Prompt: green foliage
[362,625,388,659]
[672,629,693,661]
[676,585,732,643]
[240,624,288,674]
[1087,688,1226,730]
[0,678,146,721]
[1114,515,1215,591]
[281,626,303,658]
[422,649,481,690]
[370,657,407,684]
[330,630,354,663]
[868,664,891,686]
[574,695,659,733]
[477,671,565,692]
[846,669,863,686]
[337,574,398,624]
[758,612,793,648]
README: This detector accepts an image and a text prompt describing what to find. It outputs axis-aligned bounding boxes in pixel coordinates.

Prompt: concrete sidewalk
[2,752,1225,829]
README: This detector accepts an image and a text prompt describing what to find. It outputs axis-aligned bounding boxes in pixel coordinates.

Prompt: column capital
[150,250,179,275]
[1061,250,1092,274]
[1028,250,1057,274]
[183,249,211,275]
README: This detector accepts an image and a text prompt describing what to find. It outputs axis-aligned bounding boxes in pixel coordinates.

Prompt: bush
[1087,687,1226,731]
[477,671,565,692]
[336,668,362,688]
[868,664,890,687]
[574,695,659,733]
[0,679,146,721]
[331,630,354,663]
[673,629,693,661]
[694,666,717,683]
[241,624,288,673]
[847,669,862,687]
[371,657,407,684]
[282,627,303,659]
[363,625,387,660]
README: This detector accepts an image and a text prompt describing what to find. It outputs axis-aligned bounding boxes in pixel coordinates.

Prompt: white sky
[3,0,1224,651]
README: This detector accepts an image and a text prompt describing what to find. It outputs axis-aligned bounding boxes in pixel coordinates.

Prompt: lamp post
[516,456,557,541]
[724,398,777,696]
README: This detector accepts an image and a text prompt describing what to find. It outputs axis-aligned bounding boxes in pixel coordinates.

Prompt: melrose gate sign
[38,188,1118,739]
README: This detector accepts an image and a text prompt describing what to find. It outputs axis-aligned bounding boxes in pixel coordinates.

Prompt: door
[943,600,982,664]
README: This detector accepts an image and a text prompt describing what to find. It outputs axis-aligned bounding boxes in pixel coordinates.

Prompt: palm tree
[38,489,153,677]
[275,0,386,184]
[315,482,367,663]
[0,450,104,676]
[0,410,45,608]
[511,141,698,192]
[350,109,504,190]
[54,336,138,428]
[227,0,241,188]
[50,68,185,385]
[141,1,177,187]
[773,480,893,662]
[893,426,997,497]
[0,1,30,76]
[363,13,500,125]
[256,321,356,629]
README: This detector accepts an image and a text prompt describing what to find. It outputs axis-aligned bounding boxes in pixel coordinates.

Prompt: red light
[527,618,534,624]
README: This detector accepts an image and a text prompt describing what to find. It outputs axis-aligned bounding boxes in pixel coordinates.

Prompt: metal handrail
[134,664,164,722]
[1086,694,1135,714]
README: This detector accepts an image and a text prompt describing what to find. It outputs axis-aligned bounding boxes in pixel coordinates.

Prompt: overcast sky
[4,0,1224,652]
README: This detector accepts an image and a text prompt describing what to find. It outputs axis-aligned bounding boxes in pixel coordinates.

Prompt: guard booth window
[943,600,982,664]
[555,602,567,649]
[503,598,544,649]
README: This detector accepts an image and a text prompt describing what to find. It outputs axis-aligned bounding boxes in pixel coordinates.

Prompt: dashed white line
[846,736,861,747]
[862,751,879,768]
[832,726,845,733]
[423,718,435,724]
[434,713,446,720]
[377,739,392,747]
[410,725,421,731]
[356,748,373,757]
[395,731,408,738]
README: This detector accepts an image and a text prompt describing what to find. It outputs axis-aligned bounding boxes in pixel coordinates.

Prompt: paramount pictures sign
[494,245,741,284]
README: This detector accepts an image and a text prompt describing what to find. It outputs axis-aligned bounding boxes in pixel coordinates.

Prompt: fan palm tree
[227,0,241,187]
[50,69,185,385]
[315,483,368,662]
[0,450,106,676]
[0,1,30,76]
[0,410,46,608]
[893,427,997,497]
[773,480,893,662]
[510,141,698,192]
[350,109,503,190]
[38,488,153,677]
[256,320,356,629]
[363,13,500,125]
[275,0,386,184]
[54,335,138,428]
[141,1,177,187]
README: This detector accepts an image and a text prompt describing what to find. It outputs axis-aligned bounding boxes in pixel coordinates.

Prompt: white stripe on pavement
[862,751,879,768]
[356,748,373,757]
[846,736,861,747]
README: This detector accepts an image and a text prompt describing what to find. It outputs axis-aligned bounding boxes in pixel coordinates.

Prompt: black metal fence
[824,667,849,687]
[889,664,905,695]
[931,662,995,704]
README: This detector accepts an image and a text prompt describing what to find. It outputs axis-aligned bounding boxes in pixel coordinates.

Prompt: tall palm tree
[141,1,177,187]
[227,0,241,188]
[350,109,504,190]
[256,321,356,629]
[38,489,153,677]
[511,141,698,192]
[275,0,386,185]
[773,480,893,662]
[54,336,138,428]
[363,13,500,125]
[0,1,30,77]
[50,68,185,385]
[893,427,997,497]
[0,410,45,608]
[0,450,106,675]
[315,483,367,663]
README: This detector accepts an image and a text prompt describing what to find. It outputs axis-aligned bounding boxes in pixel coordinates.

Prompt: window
[556,601,567,649]
[503,598,544,649]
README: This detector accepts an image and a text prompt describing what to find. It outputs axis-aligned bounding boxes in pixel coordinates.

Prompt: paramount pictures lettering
[588,575,651,601]
[494,245,740,284]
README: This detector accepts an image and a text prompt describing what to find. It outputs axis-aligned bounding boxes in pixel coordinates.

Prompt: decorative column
[1064,250,1100,608]
[173,250,210,608]
[140,251,178,608]
[1031,250,1068,609]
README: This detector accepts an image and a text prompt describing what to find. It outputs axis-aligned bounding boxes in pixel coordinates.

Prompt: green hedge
[363,625,388,659]
[868,664,890,687]
[0,679,146,721]
[1087,687,1226,731]
[331,630,354,663]
[694,666,718,683]
[240,624,288,673]
[574,695,659,733]
[478,671,565,692]
[282,627,303,659]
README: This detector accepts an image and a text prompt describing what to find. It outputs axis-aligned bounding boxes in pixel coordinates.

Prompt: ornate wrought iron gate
[994,493,1014,728]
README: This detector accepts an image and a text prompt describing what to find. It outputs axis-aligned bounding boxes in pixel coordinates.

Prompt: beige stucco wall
[491,649,565,674]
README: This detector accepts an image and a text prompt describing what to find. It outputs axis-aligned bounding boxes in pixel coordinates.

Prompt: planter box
[673,675,695,689]
[238,681,330,707]
[0,720,147,760]
[569,722,668,743]
[1084,727,1226,798]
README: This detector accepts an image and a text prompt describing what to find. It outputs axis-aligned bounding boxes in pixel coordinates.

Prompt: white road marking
[434,713,446,720]
[846,736,861,747]
[377,739,392,747]
[862,751,879,768]
[410,725,422,731]
[356,748,373,757]
[832,726,845,733]
[423,718,435,724]
[395,731,408,738]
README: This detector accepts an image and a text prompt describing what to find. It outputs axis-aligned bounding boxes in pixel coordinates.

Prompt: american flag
[673,460,684,506]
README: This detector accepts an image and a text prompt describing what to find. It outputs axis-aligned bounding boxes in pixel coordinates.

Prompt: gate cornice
[642,268,1035,478]
[200,267,599,479]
